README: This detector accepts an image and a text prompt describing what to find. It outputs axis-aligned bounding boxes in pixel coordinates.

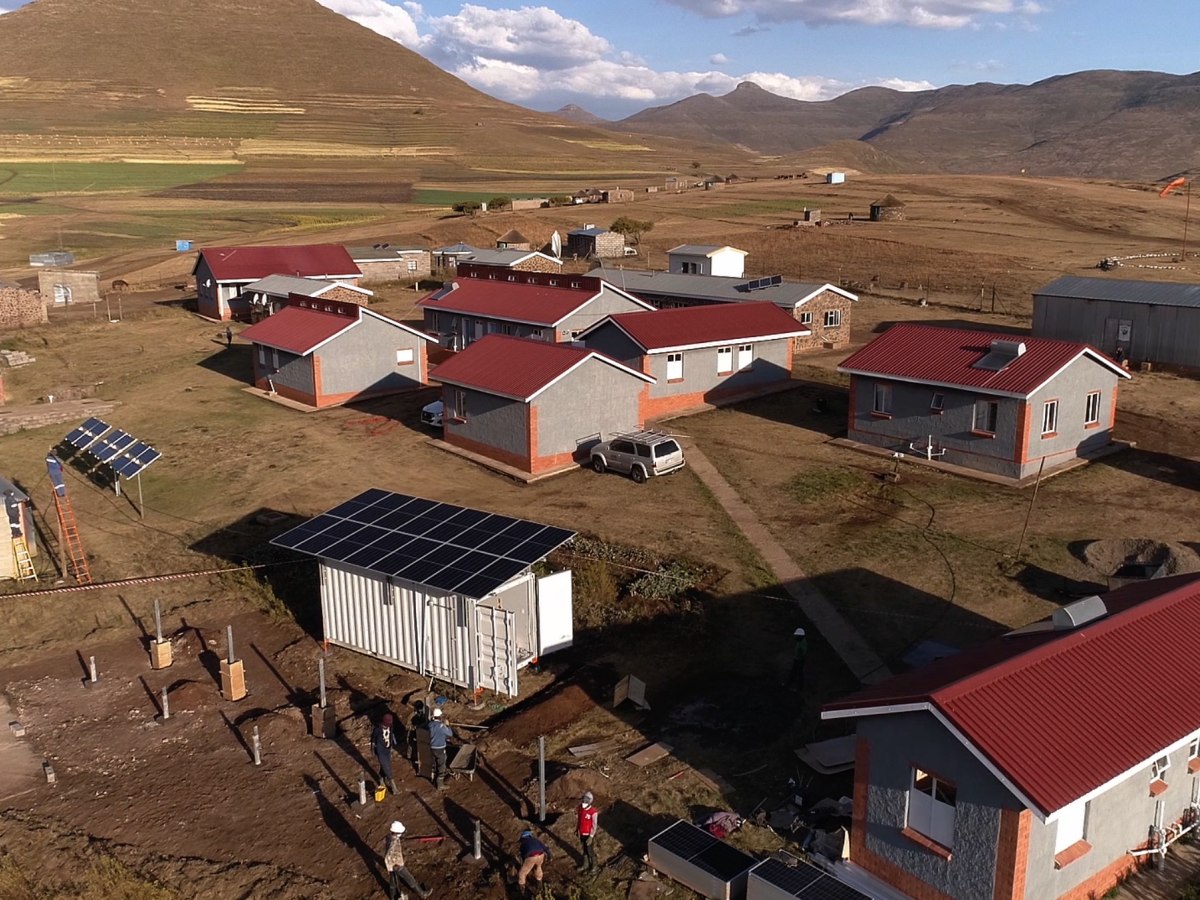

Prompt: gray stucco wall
[443,387,529,458]
[256,345,315,396]
[579,321,645,367]
[560,286,652,338]
[317,314,425,398]
[534,358,644,457]
[195,257,219,317]
[1024,741,1199,900]
[1022,354,1119,477]
[647,338,792,399]
[1033,294,1200,369]
[425,310,559,345]
[858,713,1017,900]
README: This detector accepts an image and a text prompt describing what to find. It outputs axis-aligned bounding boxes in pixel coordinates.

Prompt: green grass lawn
[0,162,242,195]
[412,188,552,207]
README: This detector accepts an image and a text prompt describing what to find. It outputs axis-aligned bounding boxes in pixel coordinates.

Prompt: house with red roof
[238,295,433,409]
[837,324,1130,480]
[428,334,653,475]
[823,573,1200,900]
[417,264,653,348]
[579,301,808,419]
[193,245,362,321]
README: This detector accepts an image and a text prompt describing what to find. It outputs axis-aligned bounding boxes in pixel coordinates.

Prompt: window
[396,348,414,366]
[974,398,998,434]
[907,768,957,849]
[531,328,544,339]
[488,322,499,334]
[1152,755,1170,781]
[452,389,467,420]
[502,323,515,335]
[1042,399,1059,436]
[717,347,734,375]
[931,393,945,412]
[1190,738,1199,761]
[1054,800,1088,855]
[430,312,441,332]
[738,344,753,370]
[1085,391,1102,425]
[407,260,418,272]
[257,346,266,367]
[681,262,700,275]
[474,320,484,341]
[800,311,813,326]
[824,309,842,328]
[873,383,892,415]
[635,444,651,458]
[611,440,636,454]
[666,353,683,381]
[271,349,280,370]
[654,440,680,458]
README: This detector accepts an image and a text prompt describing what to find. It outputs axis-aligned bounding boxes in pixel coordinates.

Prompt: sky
[2,0,1197,118]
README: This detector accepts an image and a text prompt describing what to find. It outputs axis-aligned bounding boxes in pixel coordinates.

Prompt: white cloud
[422,4,611,70]
[710,52,731,65]
[665,0,1043,29]
[317,0,421,45]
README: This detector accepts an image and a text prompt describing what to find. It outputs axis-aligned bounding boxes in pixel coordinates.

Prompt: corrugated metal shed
[825,574,1200,817]
[1037,276,1200,309]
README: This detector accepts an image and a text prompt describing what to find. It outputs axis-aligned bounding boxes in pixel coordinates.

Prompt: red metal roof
[238,303,360,355]
[838,323,1127,398]
[596,300,808,351]
[825,575,1200,816]
[417,277,605,327]
[429,334,650,400]
[197,245,361,282]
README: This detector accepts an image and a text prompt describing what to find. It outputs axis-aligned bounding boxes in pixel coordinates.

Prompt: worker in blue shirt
[517,829,550,892]
[428,708,454,790]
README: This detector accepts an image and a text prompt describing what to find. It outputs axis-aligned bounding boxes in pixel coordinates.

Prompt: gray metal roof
[435,243,478,255]
[347,245,428,260]
[569,227,610,237]
[0,475,28,503]
[597,269,856,309]
[1036,276,1200,309]
[462,248,560,267]
[241,274,338,297]
[667,244,744,257]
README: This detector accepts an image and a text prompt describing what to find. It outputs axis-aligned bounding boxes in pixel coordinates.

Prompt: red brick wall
[1053,849,1145,900]
[993,808,1031,900]
[445,431,532,471]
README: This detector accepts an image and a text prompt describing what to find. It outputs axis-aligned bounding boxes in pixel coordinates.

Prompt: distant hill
[618,74,1200,180]
[555,105,610,126]
[0,0,736,176]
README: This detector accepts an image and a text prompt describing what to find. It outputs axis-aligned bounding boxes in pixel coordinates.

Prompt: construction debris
[569,738,622,758]
[626,742,673,767]
[0,349,35,368]
[614,674,650,711]
[795,735,856,775]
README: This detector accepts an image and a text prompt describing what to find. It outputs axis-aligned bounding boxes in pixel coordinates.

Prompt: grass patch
[787,467,865,504]
[0,163,242,195]
[684,198,818,219]
[414,188,511,207]
[0,854,174,900]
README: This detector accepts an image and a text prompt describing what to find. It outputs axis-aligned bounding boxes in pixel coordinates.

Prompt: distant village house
[347,245,432,283]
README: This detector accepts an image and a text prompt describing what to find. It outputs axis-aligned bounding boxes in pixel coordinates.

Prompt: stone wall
[0,287,48,329]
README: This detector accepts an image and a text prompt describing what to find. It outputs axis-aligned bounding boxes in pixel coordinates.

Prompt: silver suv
[590,431,685,483]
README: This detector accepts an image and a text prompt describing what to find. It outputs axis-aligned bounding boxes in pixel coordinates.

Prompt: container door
[536,570,573,657]
[476,605,518,696]
[423,594,470,686]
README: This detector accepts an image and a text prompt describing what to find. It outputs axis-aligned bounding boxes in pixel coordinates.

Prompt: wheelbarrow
[449,743,478,781]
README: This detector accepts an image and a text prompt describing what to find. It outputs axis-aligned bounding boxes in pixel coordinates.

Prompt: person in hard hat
[516,829,550,892]
[784,628,808,692]
[383,820,430,900]
[427,708,454,791]
[576,791,599,872]
[372,712,403,794]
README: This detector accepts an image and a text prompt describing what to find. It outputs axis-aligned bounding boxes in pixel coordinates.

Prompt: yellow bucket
[374,785,387,802]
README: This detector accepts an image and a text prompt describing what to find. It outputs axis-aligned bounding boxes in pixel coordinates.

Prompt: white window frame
[474,320,484,341]
[737,344,753,370]
[531,328,544,340]
[666,352,683,381]
[1189,738,1199,761]
[716,346,733,375]
[1054,800,1087,854]
[271,349,280,370]
[1152,754,1170,782]
[824,309,842,328]
[430,312,440,332]
[800,311,813,326]
[974,398,998,434]
[1085,391,1102,425]
[407,259,418,272]
[1042,399,1059,435]
[452,389,467,420]
[873,383,892,415]
[907,768,956,849]
[396,348,414,366]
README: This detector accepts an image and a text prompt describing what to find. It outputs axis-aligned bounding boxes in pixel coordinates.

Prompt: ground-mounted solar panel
[271,489,576,599]
[91,430,137,464]
[749,857,871,900]
[64,417,111,450]
[111,442,162,479]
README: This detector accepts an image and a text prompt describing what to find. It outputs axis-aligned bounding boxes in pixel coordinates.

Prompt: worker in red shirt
[577,791,599,872]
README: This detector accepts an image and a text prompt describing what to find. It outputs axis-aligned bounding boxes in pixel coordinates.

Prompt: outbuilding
[567,226,625,259]
[272,488,577,696]
[1033,276,1200,370]
[347,245,432,283]
[193,244,361,321]
[461,248,562,274]
[37,270,101,306]
[580,301,807,419]
[1,475,37,581]
[430,335,654,475]
[495,230,532,251]
[666,245,747,278]
[239,274,372,322]
[838,323,1130,480]
[419,265,654,348]
[434,243,479,271]
[869,194,906,221]
[238,295,434,408]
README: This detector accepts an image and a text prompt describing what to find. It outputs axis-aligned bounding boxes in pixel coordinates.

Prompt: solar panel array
[651,822,756,882]
[272,489,575,599]
[751,858,871,900]
[60,419,163,480]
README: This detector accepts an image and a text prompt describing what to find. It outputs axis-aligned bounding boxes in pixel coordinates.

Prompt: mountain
[555,105,610,126]
[618,73,1200,179]
[0,0,735,176]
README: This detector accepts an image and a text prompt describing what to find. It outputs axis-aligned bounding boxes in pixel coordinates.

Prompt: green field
[0,163,243,195]
[413,188,550,207]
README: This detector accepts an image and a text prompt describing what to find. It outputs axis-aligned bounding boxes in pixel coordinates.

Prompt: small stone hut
[870,195,907,222]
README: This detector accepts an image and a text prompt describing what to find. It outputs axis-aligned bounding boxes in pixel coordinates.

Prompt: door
[536,570,573,657]
[423,594,470,686]
[1103,317,1132,354]
[608,439,636,473]
[476,604,518,696]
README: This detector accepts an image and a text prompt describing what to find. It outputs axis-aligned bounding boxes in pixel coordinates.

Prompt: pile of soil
[487,684,596,749]
[545,768,608,813]
[166,680,210,712]
[1080,539,1200,577]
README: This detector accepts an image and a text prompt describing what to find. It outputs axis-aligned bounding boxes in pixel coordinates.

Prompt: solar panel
[91,430,137,463]
[111,441,162,479]
[691,841,756,881]
[271,489,576,599]
[751,858,871,900]
[651,821,718,859]
[64,417,111,450]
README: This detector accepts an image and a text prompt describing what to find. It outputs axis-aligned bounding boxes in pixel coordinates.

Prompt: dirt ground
[2,172,1199,899]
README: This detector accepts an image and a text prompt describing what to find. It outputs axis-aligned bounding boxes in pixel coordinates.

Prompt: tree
[610,216,654,245]
[452,200,482,216]
[547,195,573,207]
[691,161,702,170]
[487,196,511,212]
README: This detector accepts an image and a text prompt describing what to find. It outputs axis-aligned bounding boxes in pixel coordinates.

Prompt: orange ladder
[52,490,91,584]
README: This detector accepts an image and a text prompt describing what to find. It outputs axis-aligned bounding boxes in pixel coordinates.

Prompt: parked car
[590,431,685,483]
[421,400,444,427]
[623,246,639,257]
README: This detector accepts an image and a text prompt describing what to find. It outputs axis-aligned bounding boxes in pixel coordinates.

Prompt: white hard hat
[432,708,443,719]
[794,628,806,637]
[582,791,594,805]
[391,821,406,834]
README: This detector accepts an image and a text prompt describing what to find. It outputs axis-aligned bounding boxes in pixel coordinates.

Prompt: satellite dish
[551,231,562,259]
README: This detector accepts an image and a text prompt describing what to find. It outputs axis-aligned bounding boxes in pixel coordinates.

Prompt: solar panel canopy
[750,858,871,900]
[64,417,110,450]
[111,441,163,479]
[272,489,575,599]
[91,429,137,464]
